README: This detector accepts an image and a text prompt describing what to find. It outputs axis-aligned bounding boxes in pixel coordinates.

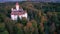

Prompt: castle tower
[16,2,19,10]
[11,2,28,20]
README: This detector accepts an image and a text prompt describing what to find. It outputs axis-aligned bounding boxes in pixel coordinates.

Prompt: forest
[0,1,60,34]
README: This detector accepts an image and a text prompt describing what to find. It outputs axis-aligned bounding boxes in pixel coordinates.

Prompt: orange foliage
[54,32,57,34]
[38,10,41,16]
[16,23,23,28]
[26,21,32,28]
[40,23,44,32]
[41,16,45,23]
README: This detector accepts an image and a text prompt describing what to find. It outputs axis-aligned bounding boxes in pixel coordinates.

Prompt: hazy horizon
[0,0,60,3]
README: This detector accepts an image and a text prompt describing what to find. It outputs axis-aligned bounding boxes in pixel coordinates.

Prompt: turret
[16,2,19,10]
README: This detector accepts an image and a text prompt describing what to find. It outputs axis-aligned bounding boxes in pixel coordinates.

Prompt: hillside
[0,2,60,34]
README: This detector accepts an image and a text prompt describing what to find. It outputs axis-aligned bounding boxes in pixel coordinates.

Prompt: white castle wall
[11,15,18,20]
[11,13,28,20]
[19,13,28,19]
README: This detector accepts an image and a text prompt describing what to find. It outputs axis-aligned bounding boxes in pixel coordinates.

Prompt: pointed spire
[16,2,19,10]
[16,2,19,5]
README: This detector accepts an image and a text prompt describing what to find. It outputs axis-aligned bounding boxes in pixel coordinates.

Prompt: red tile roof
[11,11,26,15]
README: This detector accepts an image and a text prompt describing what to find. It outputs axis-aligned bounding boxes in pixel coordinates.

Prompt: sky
[0,0,60,3]
[0,0,26,2]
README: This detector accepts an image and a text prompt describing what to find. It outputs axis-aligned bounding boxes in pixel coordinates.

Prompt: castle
[11,2,28,20]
